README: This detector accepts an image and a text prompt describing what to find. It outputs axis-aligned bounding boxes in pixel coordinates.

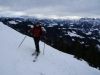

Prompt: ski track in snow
[0,22,100,75]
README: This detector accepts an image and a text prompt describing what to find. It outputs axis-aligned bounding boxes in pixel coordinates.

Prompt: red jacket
[29,27,45,38]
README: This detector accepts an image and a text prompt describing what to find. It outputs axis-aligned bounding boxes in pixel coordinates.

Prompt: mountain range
[0,16,100,47]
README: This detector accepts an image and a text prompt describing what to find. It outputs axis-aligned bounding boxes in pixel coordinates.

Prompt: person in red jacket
[28,22,46,55]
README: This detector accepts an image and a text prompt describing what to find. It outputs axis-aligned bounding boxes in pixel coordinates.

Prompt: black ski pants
[33,37,40,52]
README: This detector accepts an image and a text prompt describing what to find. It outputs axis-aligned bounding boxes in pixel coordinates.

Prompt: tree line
[46,37,100,70]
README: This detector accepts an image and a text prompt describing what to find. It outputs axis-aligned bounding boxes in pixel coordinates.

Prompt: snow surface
[65,31,84,38]
[28,25,34,28]
[47,25,53,27]
[9,21,18,24]
[0,22,100,75]
[48,22,58,26]
[86,32,92,35]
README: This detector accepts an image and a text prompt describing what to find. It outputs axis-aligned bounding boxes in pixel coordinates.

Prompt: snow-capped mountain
[0,21,100,75]
[0,16,100,46]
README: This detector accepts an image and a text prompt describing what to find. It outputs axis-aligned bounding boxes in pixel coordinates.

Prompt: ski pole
[18,35,27,48]
[43,42,45,55]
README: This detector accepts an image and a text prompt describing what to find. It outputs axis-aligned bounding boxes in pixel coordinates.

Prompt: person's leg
[34,37,40,53]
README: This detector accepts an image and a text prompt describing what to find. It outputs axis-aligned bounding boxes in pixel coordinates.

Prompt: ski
[33,56,38,62]
[33,53,40,62]
[32,52,36,56]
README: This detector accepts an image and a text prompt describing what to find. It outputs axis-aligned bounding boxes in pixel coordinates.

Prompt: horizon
[0,15,100,20]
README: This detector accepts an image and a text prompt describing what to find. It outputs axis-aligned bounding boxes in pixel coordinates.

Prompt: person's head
[36,22,40,27]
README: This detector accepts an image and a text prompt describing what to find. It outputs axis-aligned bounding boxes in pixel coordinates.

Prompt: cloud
[0,0,100,18]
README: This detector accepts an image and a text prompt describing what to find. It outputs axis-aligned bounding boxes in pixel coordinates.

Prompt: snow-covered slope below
[0,22,100,75]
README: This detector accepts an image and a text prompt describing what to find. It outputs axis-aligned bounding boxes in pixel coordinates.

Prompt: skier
[28,22,46,56]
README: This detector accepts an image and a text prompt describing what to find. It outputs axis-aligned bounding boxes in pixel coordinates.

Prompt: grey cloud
[0,0,100,18]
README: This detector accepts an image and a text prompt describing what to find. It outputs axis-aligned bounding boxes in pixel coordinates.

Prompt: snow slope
[0,22,100,75]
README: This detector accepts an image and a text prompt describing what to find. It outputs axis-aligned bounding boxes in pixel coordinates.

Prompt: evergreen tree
[53,37,67,52]
[73,40,83,60]
[86,42,99,67]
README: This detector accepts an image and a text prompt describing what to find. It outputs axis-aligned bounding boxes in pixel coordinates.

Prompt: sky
[0,0,100,19]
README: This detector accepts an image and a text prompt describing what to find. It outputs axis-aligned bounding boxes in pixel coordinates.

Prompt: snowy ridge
[0,22,100,75]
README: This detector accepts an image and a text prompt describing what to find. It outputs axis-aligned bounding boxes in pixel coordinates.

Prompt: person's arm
[28,28,34,33]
